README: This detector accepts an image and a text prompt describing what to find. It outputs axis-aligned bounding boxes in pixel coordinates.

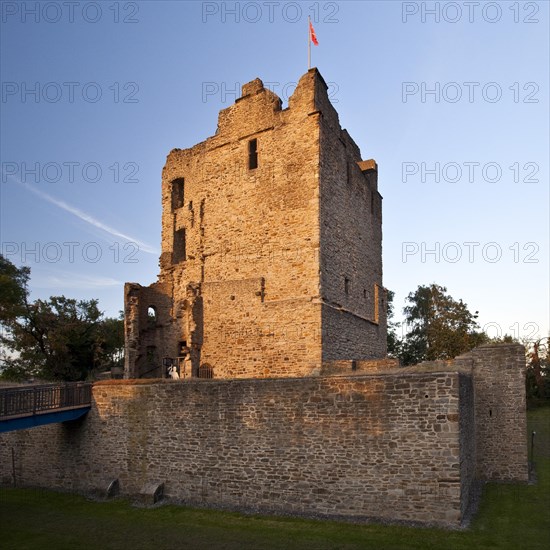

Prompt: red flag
[309,20,318,46]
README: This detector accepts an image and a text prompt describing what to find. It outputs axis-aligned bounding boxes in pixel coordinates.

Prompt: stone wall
[318,79,386,360]
[1,372,470,527]
[458,374,476,519]
[455,343,529,482]
[0,344,529,527]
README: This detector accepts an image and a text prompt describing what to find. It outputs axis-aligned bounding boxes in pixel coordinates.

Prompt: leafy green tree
[0,255,30,325]
[97,313,125,372]
[2,295,103,381]
[525,337,550,406]
[386,290,402,358]
[400,283,487,365]
[0,255,31,379]
[0,254,124,381]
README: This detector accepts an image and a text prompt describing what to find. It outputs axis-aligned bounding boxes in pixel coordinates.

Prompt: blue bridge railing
[0,382,92,420]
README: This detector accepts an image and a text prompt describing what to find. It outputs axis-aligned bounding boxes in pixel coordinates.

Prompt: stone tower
[124,68,386,379]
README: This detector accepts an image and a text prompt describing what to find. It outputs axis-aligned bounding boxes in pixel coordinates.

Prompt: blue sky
[1,0,548,342]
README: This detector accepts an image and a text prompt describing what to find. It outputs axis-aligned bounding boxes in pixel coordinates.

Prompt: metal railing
[0,382,92,419]
[198,364,214,379]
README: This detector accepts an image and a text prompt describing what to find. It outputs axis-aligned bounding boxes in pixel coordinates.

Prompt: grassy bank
[1,408,549,550]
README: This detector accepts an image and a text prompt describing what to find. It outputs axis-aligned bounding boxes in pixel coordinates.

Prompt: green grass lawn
[1,407,549,550]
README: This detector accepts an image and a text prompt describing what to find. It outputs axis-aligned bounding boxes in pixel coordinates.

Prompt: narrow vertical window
[344,277,350,295]
[374,284,380,323]
[171,178,185,210]
[173,228,186,263]
[248,139,258,169]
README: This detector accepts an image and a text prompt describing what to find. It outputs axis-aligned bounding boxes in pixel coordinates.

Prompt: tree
[2,295,104,381]
[0,254,124,381]
[97,313,125,373]
[0,255,30,325]
[0,255,31,379]
[386,289,402,358]
[525,337,550,406]
[400,283,487,365]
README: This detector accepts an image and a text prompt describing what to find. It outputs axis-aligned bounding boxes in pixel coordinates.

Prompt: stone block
[136,482,164,506]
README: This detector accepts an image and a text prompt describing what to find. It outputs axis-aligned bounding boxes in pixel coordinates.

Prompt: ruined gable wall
[124,282,177,378]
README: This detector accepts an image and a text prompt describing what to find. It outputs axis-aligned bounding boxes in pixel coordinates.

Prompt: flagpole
[308,16,311,70]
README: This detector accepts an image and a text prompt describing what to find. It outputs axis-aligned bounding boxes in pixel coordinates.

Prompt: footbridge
[0,382,92,433]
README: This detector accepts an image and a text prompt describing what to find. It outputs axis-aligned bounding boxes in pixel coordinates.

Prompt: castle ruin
[124,69,386,380]
[0,69,529,528]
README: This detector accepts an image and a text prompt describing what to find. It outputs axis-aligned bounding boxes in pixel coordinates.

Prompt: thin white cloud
[36,273,123,289]
[7,175,159,255]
